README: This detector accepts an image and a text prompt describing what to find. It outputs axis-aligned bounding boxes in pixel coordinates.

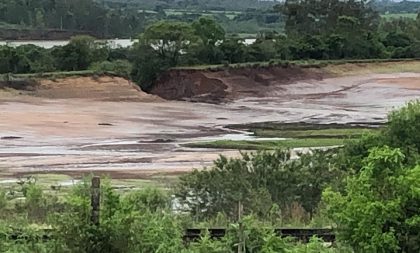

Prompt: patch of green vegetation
[230,121,381,136]
[10,70,96,79]
[184,138,348,150]
[1,70,127,82]
[0,174,72,189]
[230,121,382,131]
[185,123,380,150]
[381,13,417,20]
[0,174,76,199]
[0,173,175,196]
[173,58,420,71]
[112,175,178,191]
[0,176,158,206]
[0,21,26,29]
[253,128,377,139]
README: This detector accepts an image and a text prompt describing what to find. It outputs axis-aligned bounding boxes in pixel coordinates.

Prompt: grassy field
[253,128,376,139]
[236,122,380,138]
[381,13,417,20]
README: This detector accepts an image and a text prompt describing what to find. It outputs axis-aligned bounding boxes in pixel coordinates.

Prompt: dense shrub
[336,100,420,174]
[0,177,347,253]
[89,60,132,77]
[176,149,343,221]
[324,146,420,252]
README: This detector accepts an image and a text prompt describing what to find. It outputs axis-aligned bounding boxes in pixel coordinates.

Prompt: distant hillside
[373,0,420,14]
[101,0,420,13]
[101,0,280,11]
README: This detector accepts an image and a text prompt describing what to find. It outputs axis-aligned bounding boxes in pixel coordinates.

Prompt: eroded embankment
[0,75,160,102]
[150,65,325,103]
[150,60,420,103]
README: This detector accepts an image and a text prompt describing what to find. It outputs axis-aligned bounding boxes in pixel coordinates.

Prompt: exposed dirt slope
[1,76,160,102]
[150,66,325,103]
[150,61,420,103]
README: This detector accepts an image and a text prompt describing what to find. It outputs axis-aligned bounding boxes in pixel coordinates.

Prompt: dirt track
[1,69,420,179]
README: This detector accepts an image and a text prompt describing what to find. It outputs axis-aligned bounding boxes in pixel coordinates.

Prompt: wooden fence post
[91,176,100,226]
[238,201,244,253]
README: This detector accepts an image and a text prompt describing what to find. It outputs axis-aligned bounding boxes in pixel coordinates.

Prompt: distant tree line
[2,0,420,91]
[2,0,420,40]
[102,0,279,11]
[131,0,420,89]
[0,0,284,38]
[0,0,150,37]
[373,0,420,14]
[0,36,132,77]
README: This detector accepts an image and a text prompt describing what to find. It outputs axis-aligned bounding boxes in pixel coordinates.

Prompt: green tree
[176,149,342,221]
[131,21,199,89]
[278,0,386,60]
[324,146,420,252]
[191,17,225,64]
[383,32,413,48]
[0,46,18,73]
[219,37,248,63]
[385,100,420,155]
[89,60,132,77]
[52,35,107,71]
[192,17,225,47]
[130,43,171,91]
[248,36,278,61]
[281,0,380,37]
[337,100,420,172]
[141,21,197,66]
[123,187,170,212]
[15,45,56,73]
[53,179,184,253]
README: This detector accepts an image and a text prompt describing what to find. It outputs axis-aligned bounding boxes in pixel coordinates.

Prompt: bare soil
[37,76,161,102]
[151,65,324,103]
[1,64,420,179]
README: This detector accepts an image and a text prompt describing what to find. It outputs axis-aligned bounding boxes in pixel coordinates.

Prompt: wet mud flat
[0,72,419,180]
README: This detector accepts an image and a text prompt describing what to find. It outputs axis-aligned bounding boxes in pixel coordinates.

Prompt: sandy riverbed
[0,72,419,179]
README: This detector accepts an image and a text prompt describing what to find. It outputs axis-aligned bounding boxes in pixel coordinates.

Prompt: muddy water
[0,73,419,178]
